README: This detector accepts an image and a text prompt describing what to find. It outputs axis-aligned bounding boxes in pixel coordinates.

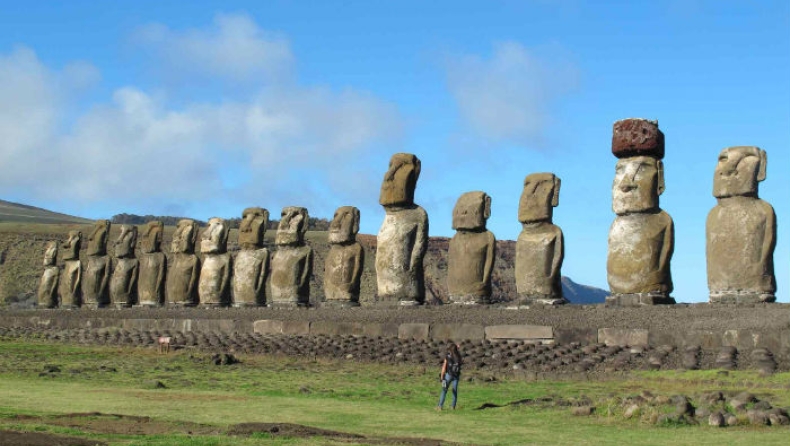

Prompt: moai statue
[375,153,429,306]
[199,217,232,307]
[58,230,82,308]
[270,207,313,307]
[448,192,496,305]
[324,206,364,307]
[137,221,167,307]
[515,174,566,305]
[607,118,675,305]
[707,147,776,303]
[166,219,201,306]
[37,241,60,308]
[109,225,139,308]
[82,219,111,308]
[232,207,270,307]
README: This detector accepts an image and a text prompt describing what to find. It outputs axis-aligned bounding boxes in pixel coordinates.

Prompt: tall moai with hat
[137,221,167,307]
[270,206,313,307]
[199,217,232,307]
[37,241,60,308]
[109,225,139,308]
[232,207,270,307]
[82,219,111,308]
[707,146,776,303]
[166,219,201,306]
[447,191,496,304]
[324,206,365,307]
[59,230,82,308]
[607,118,675,306]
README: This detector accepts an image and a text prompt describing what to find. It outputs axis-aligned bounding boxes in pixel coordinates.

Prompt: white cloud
[444,41,578,147]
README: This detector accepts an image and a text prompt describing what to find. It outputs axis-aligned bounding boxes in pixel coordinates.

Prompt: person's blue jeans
[437,373,459,409]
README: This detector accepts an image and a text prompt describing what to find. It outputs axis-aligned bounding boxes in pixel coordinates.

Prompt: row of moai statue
[37,118,776,307]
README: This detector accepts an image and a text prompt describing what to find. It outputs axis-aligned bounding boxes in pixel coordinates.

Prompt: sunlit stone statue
[198,217,231,307]
[232,207,270,307]
[447,192,496,304]
[58,230,82,308]
[516,174,566,305]
[607,118,675,305]
[166,219,201,306]
[375,153,429,306]
[37,241,60,308]
[270,206,313,307]
[707,146,776,303]
[324,206,364,307]
[109,225,139,308]
[82,219,111,308]
[137,221,167,307]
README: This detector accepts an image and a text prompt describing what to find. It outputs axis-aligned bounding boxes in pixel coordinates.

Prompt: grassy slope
[0,200,91,225]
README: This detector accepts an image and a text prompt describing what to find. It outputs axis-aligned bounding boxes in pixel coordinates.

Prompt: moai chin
[137,221,166,307]
[270,207,313,307]
[232,207,270,307]
[515,174,566,305]
[606,118,675,306]
[324,206,364,307]
[166,219,200,306]
[448,191,496,305]
[199,217,232,307]
[707,146,776,303]
[82,220,111,309]
[59,230,82,309]
[110,225,139,308]
[375,153,429,306]
[37,241,60,308]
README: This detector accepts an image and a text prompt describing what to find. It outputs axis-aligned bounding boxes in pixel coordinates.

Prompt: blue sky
[1,1,787,302]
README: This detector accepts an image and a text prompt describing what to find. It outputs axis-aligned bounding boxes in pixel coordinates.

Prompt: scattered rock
[708,411,725,427]
[572,406,595,416]
[623,404,640,419]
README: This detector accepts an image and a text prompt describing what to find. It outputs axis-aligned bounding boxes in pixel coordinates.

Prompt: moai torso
[324,206,364,306]
[82,220,111,308]
[232,207,269,307]
[109,225,138,308]
[515,174,565,304]
[58,231,82,308]
[138,221,166,306]
[447,191,496,304]
[375,153,428,305]
[707,147,776,303]
[607,211,674,294]
[198,217,231,307]
[166,219,200,306]
[270,207,313,306]
[37,241,60,308]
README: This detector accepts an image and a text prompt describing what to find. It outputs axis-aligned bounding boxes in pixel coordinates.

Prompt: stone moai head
[238,207,269,249]
[452,191,491,231]
[140,221,164,253]
[518,173,560,224]
[713,146,766,199]
[43,241,58,266]
[328,206,360,244]
[114,225,138,258]
[379,153,421,207]
[171,219,199,254]
[276,206,308,246]
[201,217,229,254]
[62,231,82,261]
[86,219,110,256]
[611,119,665,215]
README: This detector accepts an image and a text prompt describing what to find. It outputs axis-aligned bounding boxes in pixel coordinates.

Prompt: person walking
[436,343,462,411]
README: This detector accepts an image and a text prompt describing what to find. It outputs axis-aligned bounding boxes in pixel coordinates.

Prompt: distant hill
[561,276,608,304]
[0,200,91,225]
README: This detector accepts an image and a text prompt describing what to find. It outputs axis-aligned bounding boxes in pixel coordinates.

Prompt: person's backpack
[447,355,461,378]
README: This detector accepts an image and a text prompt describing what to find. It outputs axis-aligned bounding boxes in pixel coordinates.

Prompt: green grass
[0,340,789,445]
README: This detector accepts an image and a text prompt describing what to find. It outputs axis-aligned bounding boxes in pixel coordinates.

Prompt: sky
[0,1,787,302]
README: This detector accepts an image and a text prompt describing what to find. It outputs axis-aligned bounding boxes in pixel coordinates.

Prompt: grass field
[0,340,789,445]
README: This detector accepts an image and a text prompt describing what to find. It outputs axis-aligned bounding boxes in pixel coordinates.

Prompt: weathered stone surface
[137,221,166,307]
[200,217,229,255]
[62,230,81,261]
[612,156,665,215]
[599,328,648,346]
[59,258,81,308]
[253,319,283,334]
[281,320,310,335]
[398,323,430,340]
[238,207,269,249]
[612,118,664,159]
[324,206,364,306]
[270,207,313,307]
[167,219,200,306]
[232,249,268,307]
[110,225,138,308]
[171,219,199,255]
[707,146,775,303]
[199,218,231,307]
[37,241,59,308]
[86,220,110,256]
[310,321,365,336]
[430,323,485,341]
[448,192,496,304]
[140,221,163,254]
[376,153,428,306]
[82,255,110,308]
[485,325,553,340]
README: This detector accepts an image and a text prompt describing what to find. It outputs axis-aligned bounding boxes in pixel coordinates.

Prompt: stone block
[361,323,399,338]
[430,324,485,341]
[598,328,648,346]
[281,320,310,336]
[398,323,430,340]
[310,321,364,337]
[555,328,597,345]
[253,320,283,335]
[485,325,553,340]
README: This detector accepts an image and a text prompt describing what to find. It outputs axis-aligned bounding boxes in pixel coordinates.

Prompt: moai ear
[483,194,492,219]
[551,177,561,207]
[757,149,767,182]
[656,160,665,196]
[352,208,361,234]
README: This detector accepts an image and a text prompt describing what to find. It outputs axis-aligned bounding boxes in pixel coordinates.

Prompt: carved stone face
[63,231,81,260]
[171,219,199,254]
[86,219,110,256]
[452,191,491,230]
[140,221,163,253]
[43,241,58,266]
[612,156,664,215]
[201,217,229,254]
[713,146,766,198]
[115,225,138,258]
[238,207,269,249]
[379,153,421,207]
[276,207,308,246]
[519,173,560,224]
[328,206,360,244]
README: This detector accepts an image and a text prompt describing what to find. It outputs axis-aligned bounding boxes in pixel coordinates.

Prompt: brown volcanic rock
[612,118,664,159]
